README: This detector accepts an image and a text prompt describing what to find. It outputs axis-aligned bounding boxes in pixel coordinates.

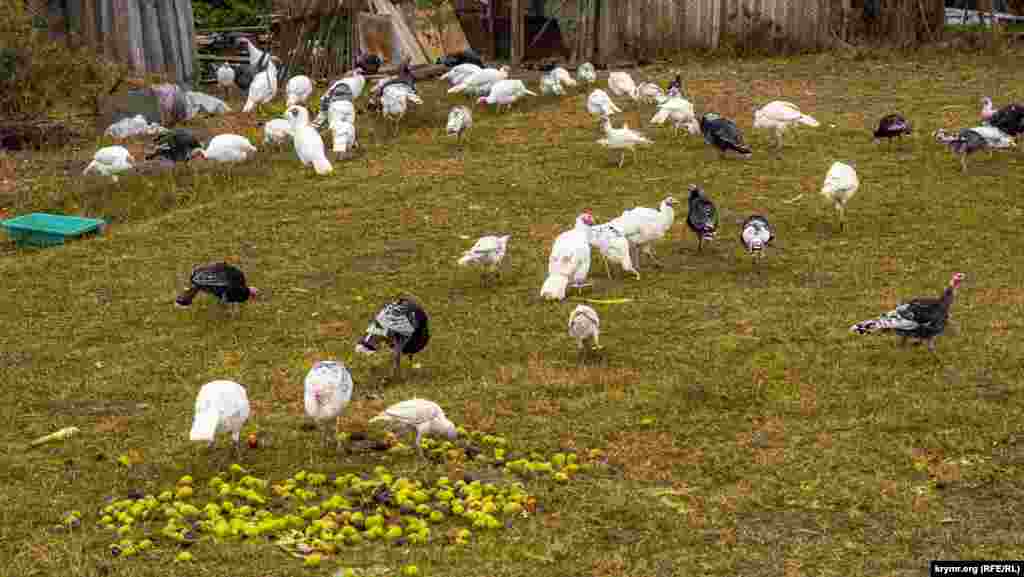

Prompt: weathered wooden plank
[358,12,396,66]
[125,0,146,74]
[596,0,614,65]
[173,0,195,85]
[139,0,164,77]
[80,0,96,45]
[99,0,113,57]
[155,0,182,82]
[67,0,82,37]
[181,0,197,85]
[370,0,429,65]
[510,0,523,66]
[48,0,67,42]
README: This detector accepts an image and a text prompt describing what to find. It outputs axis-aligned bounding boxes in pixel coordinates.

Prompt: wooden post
[597,0,614,66]
[156,0,182,82]
[99,0,113,57]
[81,0,97,45]
[126,0,146,75]
[510,0,523,67]
[173,0,195,86]
[140,0,164,77]
[48,0,67,42]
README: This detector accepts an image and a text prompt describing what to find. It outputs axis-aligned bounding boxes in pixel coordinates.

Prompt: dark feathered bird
[740,215,774,264]
[699,113,752,157]
[933,127,1014,173]
[439,48,483,68]
[983,100,1024,137]
[355,52,383,75]
[355,296,429,378]
[146,128,203,163]
[873,114,911,144]
[686,184,719,252]
[850,272,965,354]
[175,263,260,308]
[666,74,683,98]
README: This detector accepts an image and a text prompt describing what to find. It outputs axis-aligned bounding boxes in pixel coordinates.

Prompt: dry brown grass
[94,416,130,434]
[525,353,642,389]
[606,431,704,481]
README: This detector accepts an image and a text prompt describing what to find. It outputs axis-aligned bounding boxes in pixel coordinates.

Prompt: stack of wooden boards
[358,0,471,68]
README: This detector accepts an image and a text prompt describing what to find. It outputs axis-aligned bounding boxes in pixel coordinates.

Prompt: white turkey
[457,234,510,284]
[82,146,134,182]
[381,83,423,135]
[441,63,482,87]
[650,96,699,136]
[540,211,595,301]
[540,70,564,96]
[328,99,358,160]
[216,62,236,100]
[577,62,597,84]
[934,127,1016,173]
[597,117,653,168]
[752,101,820,149]
[477,79,536,113]
[448,65,509,95]
[285,74,314,106]
[196,134,257,163]
[368,399,456,458]
[568,304,601,359]
[286,105,333,175]
[189,380,250,453]
[263,118,293,146]
[820,161,859,231]
[740,215,774,265]
[355,296,429,379]
[850,272,966,355]
[304,360,353,448]
[636,82,665,104]
[587,89,622,119]
[610,196,676,268]
[552,66,576,88]
[312,68,366,128]
[446,105,473,142]
[589,222,639,280]
[607,71,639,101]
[239,38,278,114]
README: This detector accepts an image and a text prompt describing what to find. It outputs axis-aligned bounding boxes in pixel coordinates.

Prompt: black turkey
[699,113,751,158]
[355,52,383,75]
[686,185,719,252]
[850,272,965,354]
[355,296,429,378]
[439,48,483,68]
[740,215,774,264]
[981,97,1024,137]
[175,263,260,308]
[873,114,911,145]
[146,128,203,163]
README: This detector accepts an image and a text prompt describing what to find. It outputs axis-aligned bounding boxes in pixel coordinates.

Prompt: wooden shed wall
[44,0,196,86]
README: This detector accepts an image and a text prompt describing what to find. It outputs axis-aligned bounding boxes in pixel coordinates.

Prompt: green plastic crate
[0,213,107,247]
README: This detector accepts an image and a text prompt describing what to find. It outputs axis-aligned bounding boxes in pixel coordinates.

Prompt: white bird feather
[368,399,457,455]
[287,105,333,175]
[541,212,594,301]
[650,97,699,136]
[83,146,134,182]
[197,134,257,163]
[263,118,293,146]
[446,105,473,141]
[568,304,601,351]
[820,161,858,231]
[587,89,622,118]
[286,74,314,106]
[753,101,819,149]
[189,380,250,447]
[304,361,353,445]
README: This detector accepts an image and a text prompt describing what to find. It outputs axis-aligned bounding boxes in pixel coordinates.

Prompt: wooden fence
[41,0,196,86]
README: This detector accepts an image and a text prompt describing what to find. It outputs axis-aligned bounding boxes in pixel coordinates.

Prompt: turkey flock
[78,36,993,458]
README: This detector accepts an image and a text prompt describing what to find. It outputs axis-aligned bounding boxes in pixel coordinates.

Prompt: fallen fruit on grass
[402,564,420,576]
[176,486,193,499]
[175,551,193,562]
[304,553,322,567]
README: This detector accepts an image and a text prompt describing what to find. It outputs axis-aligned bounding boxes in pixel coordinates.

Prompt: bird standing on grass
[446,105,473,142]
[287,105,333,175]
[609,196,676,269]
[568,304,602,361]
[933,127,1015,173]
[216,62,236,101]
[820,161,859,231]
[147,128,203,163]
[368,399,457,459]
[286,74,314,107]
[541,211,595,301]
[850,272,966,355]
[597,117,653,168]
[873,114,912,145]
[577,62,597,84]
[175,262,260,308]
[355,296,430,379]
[752,101,820,150]
[589,222,639,280]
[457,234,510,285]
[687,185,719,252]
[587,89,622,120]
[190,380,251,455]
[740,215,774,265]
[195,134,257,163]
[700,113,752,158]
[303,361,353,449]
[83,146,134,182]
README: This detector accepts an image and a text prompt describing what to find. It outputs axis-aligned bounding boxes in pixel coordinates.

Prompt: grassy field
[2,48,1024,577]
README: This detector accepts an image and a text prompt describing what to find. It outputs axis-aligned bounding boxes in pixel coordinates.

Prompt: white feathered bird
[381,83,423,135]
[477,79,536,112]
[263,118,293,146]
[540,70,565,96]
[312,70,366,128]
[636,82,665,104]
[287,105,333,175]
[590,222,639,280]
[240,38,278,113]
[740,215,774,265]
[650,96,699,136]
[216,62,235,100]
[328,101,358,160]
[577,62,597,84]
[448,65,509,95]
[441,63,482,87]
[552,66,576,88]
[368,399,457,458]
[303,360,353,447]
[753,101,820,149]
[568,304,601,355]
[457,234,509,283]
[610,196,677,268]
[820,161,859,231]
[598,117,653,168]
[83,146,134,182]
[446,105,473,142]
[286,74,314,106]
[196,134,257,163]
[608,71,639,100]
[540,211,595,301]
[587,89,622,119]
[189,380,250,451]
